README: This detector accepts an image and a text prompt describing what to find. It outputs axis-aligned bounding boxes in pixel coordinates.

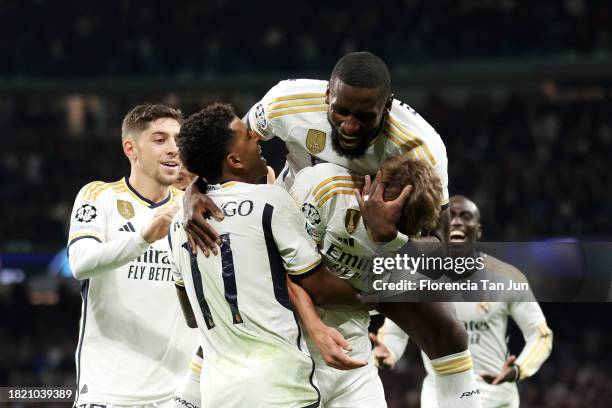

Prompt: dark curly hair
[381,156,443,236]
[178,103,236,183]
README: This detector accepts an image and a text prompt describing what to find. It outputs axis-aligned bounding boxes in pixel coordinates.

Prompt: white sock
[169,353,202,408]
[431,349,481,408]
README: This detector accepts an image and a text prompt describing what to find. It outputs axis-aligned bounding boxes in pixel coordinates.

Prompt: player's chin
[158,171,179,186]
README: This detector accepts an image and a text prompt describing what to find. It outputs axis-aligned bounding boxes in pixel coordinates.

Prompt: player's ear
[123,137,137,162]
[385,94,394,114]
[225,152,243,170]
[477,223,482,240]
[325,86,330,105]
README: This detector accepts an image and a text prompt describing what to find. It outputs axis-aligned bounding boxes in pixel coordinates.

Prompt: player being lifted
[184,52,480,406]
[168,103,376,408]
[289,157,481,408]
[67,105,199,407]
[372,195,553,408]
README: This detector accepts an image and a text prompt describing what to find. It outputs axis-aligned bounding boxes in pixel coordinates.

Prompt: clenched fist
[142,204,180,243]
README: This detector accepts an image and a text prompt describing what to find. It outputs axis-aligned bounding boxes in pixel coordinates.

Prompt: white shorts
[315,354,386,408]
[421,375,519,408]
[201,353,319,408]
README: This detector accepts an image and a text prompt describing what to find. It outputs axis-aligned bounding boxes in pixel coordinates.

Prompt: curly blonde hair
[380,156,443,236]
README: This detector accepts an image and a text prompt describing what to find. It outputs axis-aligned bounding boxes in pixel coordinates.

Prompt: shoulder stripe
[91,182,119,201]
[314,182,362,202]
[312,176,364,198]
[384,126,431,164]
[387,116,437,165]
[317,190,356,207]
[267,106,327,119]
[268,98,326,113]
[82,181,104,201]
[384,130,423,161]
[268,92,326,105]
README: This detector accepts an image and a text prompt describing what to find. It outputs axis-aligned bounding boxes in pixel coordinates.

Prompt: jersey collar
[124,177,172,208]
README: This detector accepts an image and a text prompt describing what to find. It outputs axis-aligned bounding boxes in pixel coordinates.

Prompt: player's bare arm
[182,178,225,257]
[295,264,375,311]
[287,277,367,370]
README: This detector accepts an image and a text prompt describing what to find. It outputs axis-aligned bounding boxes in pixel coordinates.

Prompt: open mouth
[338,131,360,149]
[449,230,466,242]
[161,161,179,169]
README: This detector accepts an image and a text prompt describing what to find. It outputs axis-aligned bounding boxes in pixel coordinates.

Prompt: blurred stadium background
[1,1,612,406]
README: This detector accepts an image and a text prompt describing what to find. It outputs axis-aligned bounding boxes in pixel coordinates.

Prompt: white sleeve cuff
[381,232,409,252]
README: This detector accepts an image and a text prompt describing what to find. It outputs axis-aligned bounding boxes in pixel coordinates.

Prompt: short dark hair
[381,156,443,236]
[330,51,391,96]
[121,104,182,140]
[178,103,236,183]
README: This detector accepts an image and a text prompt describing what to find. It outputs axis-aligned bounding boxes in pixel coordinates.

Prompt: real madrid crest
[306,129,326,155]
[477,302,491,314]
[345,209,361,235]
[117,199,135,219]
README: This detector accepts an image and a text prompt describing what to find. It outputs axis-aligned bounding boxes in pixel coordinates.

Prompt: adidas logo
[119,222,136,232]
[80,384,88,394]
[339,237,355,247]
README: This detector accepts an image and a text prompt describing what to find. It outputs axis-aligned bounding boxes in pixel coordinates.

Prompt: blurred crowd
[1,88,609,251]
[1,0,610,78]
[1,285,610,408]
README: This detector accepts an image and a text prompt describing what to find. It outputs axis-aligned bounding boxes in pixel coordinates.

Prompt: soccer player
[67,104,199,407]
[184,51,450,253]
[289,158,480,408]
[169,103,375,408]
[373,195,554,408]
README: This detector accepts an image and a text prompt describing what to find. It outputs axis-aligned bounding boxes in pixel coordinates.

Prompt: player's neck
[218,170,256,185]
[128,173,170,204]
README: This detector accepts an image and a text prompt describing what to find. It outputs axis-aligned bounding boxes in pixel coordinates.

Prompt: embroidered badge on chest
[306,129,326,154]
[117,199,135,219]
[345,209,361,235]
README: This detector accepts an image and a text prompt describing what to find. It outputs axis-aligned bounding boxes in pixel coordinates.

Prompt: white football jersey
[290,162,381,364]
[247,78,449,207]
[168,182,322,408]
[378,259,553,407]
[67,178,198,406]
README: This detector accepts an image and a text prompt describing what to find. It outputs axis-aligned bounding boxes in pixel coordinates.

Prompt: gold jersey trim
[314,182,362,202]
[387,116,437,165]
[268,106,328,119]
[317,190,356,207]
[289,258,322,275]
[268,98,327,113]
[312,176,364,198]
[267,92,326,105]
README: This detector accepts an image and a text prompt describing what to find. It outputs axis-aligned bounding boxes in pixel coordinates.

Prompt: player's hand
[310,323,368,370]
[368,333,397,369]
[183,178,224,257]
[142,204,180,243]
[354,171,413,242]
[266,166,276,184]
[480,355,519,385]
